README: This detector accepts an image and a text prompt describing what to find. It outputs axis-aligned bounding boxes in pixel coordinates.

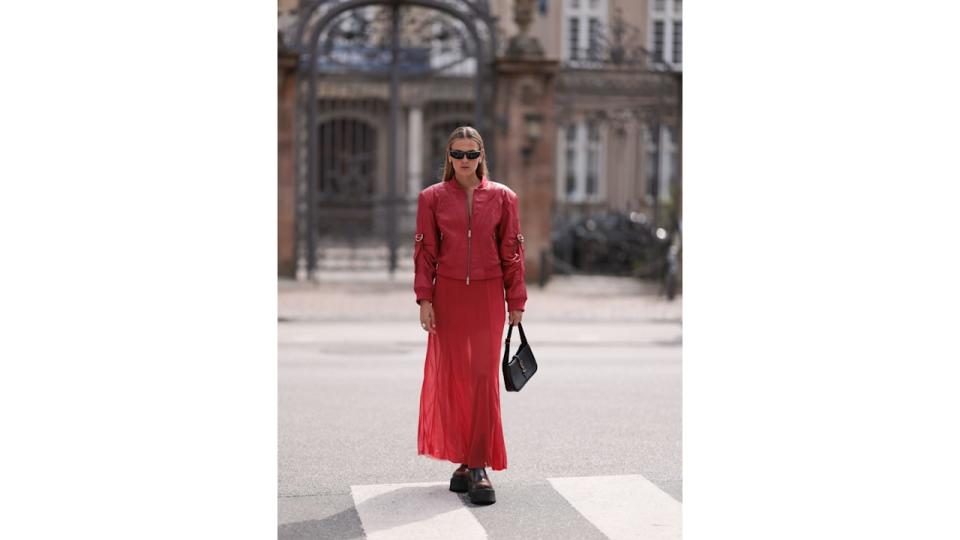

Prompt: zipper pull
[466,276,470,285]
[467,229,472,238]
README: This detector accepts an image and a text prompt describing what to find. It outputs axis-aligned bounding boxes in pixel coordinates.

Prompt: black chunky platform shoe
[467,467,496,505]
[449,464,469,493]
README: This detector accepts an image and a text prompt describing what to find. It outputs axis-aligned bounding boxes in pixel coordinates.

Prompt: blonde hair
[440,126,489,182]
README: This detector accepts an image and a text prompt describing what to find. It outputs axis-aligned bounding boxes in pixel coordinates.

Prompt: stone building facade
[278,0,681,279]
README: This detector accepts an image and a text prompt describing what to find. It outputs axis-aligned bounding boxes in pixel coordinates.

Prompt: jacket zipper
[466,190,472,285]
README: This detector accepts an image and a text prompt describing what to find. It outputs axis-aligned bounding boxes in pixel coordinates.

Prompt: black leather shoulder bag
[502,323,537,392]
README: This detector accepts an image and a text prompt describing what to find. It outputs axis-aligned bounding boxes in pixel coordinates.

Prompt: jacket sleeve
[498,189,528,312]
[413,189,439,305]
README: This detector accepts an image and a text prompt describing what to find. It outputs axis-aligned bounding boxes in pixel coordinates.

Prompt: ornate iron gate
[291,0,499,277]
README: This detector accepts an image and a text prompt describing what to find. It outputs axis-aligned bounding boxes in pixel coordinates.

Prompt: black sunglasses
[449,150,481,160]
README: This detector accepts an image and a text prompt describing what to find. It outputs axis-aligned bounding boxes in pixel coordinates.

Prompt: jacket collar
[445,175,489,191]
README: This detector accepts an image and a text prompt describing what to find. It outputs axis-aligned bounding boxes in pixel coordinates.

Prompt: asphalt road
[279,276,682,539]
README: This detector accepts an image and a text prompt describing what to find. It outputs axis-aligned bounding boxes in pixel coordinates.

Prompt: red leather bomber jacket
[414,176,527,312]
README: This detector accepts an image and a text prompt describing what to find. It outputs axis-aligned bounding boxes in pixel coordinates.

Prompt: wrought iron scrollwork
[314,6,477,76]
[294,0,496,67]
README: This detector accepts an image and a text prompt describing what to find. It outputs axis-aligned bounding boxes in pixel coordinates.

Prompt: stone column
[278,41,299,277]
[407,104,424,197]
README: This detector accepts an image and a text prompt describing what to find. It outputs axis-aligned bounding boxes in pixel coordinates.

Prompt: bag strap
[517,322,527,345]
[504,322,527,347]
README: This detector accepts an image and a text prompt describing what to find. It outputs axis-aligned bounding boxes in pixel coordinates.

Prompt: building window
[653,21,665,62]
[665,126,677,200]
[559,119,604,202]
[565,125,577,196]
[563,0,607,62]
[568,17,580,60]
[586,121,600,195]
[673,22,682,64]
[643,124,674,202]
[644,126,657,201]
[588,18,602,59]
[650,0,682,69]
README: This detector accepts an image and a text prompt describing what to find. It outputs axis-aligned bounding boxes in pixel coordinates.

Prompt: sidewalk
[279,274,682,323]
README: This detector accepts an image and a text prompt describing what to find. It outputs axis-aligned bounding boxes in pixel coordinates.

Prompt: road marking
[347,474,681,540]
[548,474,682,540]
[350,481,487,540]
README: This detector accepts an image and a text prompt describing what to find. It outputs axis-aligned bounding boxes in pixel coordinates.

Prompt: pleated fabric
[417,275,508,470]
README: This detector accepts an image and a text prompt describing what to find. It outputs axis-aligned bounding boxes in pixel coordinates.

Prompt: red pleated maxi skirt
[418,275,508,470]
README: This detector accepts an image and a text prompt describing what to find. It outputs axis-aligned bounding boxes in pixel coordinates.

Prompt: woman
[414,126,527,506]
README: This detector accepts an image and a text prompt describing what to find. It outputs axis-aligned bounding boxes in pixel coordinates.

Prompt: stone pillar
[494,0,559,285]
[407,104,424,197]
[493,0,560,285]
[494,58,559,284]
[278,42,299,277]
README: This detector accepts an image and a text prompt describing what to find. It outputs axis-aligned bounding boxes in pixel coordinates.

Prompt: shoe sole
[449,476,468,493]
[468,488,496,505]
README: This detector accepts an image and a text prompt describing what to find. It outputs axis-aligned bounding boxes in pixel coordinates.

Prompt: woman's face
[448,139,482,174]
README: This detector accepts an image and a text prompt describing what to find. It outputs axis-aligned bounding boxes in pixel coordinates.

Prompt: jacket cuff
[416,292,433,305]
[506,299,525,312]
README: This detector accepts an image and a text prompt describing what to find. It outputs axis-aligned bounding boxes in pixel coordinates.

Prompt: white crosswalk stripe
[548,474,682,540]
[347,474,681,539]
[350,481,487,540]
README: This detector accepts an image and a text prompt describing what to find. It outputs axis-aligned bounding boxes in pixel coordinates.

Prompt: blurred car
[551,210,672,278]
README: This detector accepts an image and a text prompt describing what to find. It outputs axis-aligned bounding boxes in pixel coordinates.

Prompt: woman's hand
[508,310,523,325]
[420,301,437,334]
